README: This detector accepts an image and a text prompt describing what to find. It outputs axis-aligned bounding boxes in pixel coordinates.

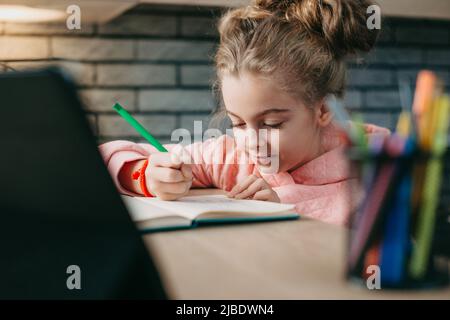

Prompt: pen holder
[345,147,450,290]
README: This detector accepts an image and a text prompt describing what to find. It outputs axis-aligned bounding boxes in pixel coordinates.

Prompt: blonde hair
[213,0,379,108]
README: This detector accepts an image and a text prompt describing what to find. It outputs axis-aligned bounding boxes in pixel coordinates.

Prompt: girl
[100,0,390,226]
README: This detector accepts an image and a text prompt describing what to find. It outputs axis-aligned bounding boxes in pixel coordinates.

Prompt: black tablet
[0,67,166,299]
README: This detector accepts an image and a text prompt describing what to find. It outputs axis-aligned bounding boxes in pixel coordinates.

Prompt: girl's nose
[245,127,269,152]
[244,127,258,150]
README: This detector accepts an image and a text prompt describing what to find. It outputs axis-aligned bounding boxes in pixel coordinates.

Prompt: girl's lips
[248,152,272,158]
[247,152,274,165]
[249,154,270,159]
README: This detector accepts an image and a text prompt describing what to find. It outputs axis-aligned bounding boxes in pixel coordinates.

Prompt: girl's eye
[263,122,283,129]
[231,123,246,128]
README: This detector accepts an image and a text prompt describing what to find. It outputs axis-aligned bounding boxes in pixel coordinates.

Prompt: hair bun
[253,0,379,59]
[253,0,293,11]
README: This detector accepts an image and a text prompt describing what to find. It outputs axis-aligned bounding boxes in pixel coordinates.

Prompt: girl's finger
[151,167,185,183]
[228,174,258,197]
[228,175,257,197]
[169,152,183,167]
[155,192,183,201]
[234,178,266,199]
[150,152,182,169]
[180,163,193,181]
[171,145,193,165]
[149,179,190,195]
[252,189,272,201]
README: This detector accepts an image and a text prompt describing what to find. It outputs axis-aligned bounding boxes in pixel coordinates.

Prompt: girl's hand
[147,152,193,201]
[227,174,280,202]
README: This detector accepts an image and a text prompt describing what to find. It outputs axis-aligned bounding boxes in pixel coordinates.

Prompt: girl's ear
[315,99,333,128]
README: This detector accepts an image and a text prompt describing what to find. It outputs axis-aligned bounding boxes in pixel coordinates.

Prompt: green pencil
[112,102,168,152]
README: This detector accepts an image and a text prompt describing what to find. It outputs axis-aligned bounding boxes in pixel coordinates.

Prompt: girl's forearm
[118,159,146,195]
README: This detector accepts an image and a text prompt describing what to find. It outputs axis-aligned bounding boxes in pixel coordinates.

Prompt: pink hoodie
[99,122,390,226]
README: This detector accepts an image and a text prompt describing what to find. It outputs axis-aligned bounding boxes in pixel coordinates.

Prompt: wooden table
[142,189,450,299]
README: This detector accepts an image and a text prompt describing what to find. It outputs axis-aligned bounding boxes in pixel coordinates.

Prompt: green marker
[113,102,168,152]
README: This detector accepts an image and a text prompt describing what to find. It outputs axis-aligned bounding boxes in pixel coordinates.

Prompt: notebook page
[121,195,183,221]
[136,195,296,220]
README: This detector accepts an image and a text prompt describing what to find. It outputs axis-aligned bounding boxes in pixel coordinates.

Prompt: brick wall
[0,5,221,144]
[346,18,450,132]
[0,4,449,145]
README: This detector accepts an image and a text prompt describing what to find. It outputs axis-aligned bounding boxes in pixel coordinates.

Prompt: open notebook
[121,195,299,232]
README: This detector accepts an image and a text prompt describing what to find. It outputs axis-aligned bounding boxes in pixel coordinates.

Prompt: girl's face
[221,72,332,173]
